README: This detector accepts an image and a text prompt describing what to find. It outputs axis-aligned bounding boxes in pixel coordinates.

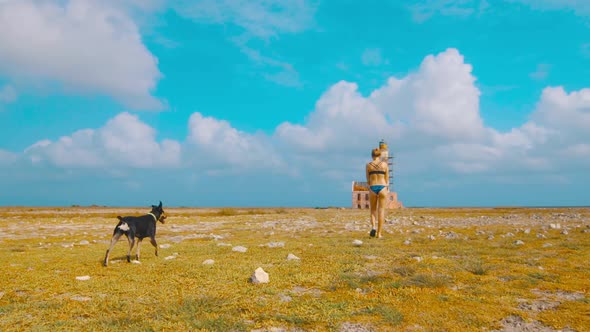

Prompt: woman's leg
[376,190,387,238]
[369,191,378,235]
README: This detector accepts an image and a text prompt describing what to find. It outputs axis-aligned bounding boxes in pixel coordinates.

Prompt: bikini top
[368,162,386,175]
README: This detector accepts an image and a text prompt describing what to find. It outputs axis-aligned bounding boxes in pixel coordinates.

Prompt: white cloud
[0,0,162,109]
[187,112,285,170]
[5,46,590,206]
[408,0,487,22]
[25,112,180,168]
[0,84,17,104]
[172,0,317,39]
[274,48,590,185]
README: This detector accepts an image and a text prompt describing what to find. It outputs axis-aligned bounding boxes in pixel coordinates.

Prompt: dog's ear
[159,201,162,208]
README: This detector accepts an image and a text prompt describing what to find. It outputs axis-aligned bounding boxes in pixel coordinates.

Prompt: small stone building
[351,181,403,209]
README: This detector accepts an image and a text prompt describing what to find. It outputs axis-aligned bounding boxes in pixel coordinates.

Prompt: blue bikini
[370,185,386,194]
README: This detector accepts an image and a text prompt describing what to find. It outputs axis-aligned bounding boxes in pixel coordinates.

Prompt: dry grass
[0,206,589,331]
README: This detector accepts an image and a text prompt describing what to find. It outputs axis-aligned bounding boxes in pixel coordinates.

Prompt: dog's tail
[117,216,123,221]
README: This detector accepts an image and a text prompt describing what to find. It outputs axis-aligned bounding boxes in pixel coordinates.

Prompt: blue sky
[1,0,589,207]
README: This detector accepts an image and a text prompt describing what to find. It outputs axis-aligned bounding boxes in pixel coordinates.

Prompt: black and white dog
[103,201,167,266]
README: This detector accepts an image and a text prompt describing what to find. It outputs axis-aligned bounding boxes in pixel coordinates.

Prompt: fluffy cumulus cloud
[187,112,285,171]
[275,48,589,183]
[25,112,180,168]
[0,0,162,109]
[4,47,589,205]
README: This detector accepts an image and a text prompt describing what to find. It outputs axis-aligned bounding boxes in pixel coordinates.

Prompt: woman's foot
[370,229,376,238]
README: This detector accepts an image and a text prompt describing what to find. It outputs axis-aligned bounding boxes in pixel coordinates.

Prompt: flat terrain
[0,207,589,331]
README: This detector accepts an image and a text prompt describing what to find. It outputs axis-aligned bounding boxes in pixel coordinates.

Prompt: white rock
[561,230,569,235]
[550,223,561,229]
[403,240,412,245]
[262,242,285,248]
[413,256,423,262]
[164,256,176,260]
[202,259,215,265]
[75,276,91,281]
[78,240,90,245]
[514,240,525,245]
[131,260,141,264]
[279,294,292,302]
[159,244,171,249]
[250,267,269,284]
[217,242,232,247]
[523,229,531,234]
[286,253,300,261]
[427,235,436,240]
[71,296,91,302]
[232,246,247,253]
[352,240,363,247]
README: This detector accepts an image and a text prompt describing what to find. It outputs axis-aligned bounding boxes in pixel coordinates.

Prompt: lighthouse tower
[378,139,394,191]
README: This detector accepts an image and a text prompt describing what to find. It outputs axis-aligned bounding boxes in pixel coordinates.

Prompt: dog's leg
[150,237,158,256]
[136,238,142,261]
[103,232,123,266]
[127,236,135,263]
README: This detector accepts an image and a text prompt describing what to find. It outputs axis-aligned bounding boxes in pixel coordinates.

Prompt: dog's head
[151,201,167,223]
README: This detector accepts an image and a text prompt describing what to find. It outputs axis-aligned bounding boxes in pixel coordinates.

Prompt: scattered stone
[159,244,171,249]
[279,294,292,302]
[488,235,495,240]
[202,259,215,265]
[78,240,89,245]
[71,296,92,302]
[412,256,423,262]
[403,239,412,245]
[514,240,525,246]
[339,322,374,332]
[131,260,141,264]
[549,223,561,230]
[352,239,363,247]
[286,253,300,261]
[523,228,531,234]
[494,315,554,332]
[444,231,460,240]
[427,235,436,240]
[75,276,90,281]
[561,230,569,235]
[261,242,285,248]
[505,232,515,237]
[363,255,378,260]
[232,246,247,253]
[537,233,547,239]
[217,242,232,247]
[250,267,269,284]
[164,255,176,260]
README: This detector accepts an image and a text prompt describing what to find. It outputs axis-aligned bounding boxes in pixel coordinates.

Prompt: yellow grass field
[1,206,589,331]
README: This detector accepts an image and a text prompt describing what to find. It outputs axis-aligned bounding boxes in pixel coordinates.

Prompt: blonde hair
[371,148,381,158]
